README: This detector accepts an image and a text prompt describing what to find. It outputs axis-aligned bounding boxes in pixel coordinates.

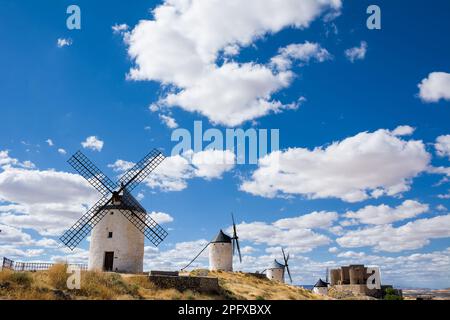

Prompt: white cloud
[337,214,450,252]
[343,200,429,225]
[112,23,129,34]
[159,114,178,129]
[233,211,334,253]
[189,149,236,180]
[46,139,54,147]
[0,150,35,169]
[81,136,104,152]
[392,125,415,136]
[144,239,210,271]
[136,150,235,191]
[274,211,338,229]
[418,72,450,103]
[108,159,135,172]
[0,223,33,245]
[328,246,339,253]
[0,166,97,236]
[241,127,430,202]
[270,42,331,71]
[125,0,341,126]
[57,38,72,48]
[435,135,450,159]
[345,41,368,62]
[57,148,67,155]
[149,211,174,224]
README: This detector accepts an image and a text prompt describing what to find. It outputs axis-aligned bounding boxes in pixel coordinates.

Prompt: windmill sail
[60,149,168,250]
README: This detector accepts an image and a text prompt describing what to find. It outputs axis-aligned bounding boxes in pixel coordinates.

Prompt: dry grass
[0,267,323,300]
[209,271,323,300]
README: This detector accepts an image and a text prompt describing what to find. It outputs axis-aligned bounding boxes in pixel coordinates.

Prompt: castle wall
[330,269,340,285]
[89,208,144,274]
[349,265,366,285]
[332,285,382,299]
[266,267,285,283]
[209,242,232,271]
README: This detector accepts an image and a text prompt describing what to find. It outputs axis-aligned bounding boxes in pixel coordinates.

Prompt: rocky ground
[0,265,323,300]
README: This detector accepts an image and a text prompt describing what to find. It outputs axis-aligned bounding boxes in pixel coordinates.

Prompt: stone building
[209,230,233,271]
[266,259,286,283]
[88,190,145,274]
[329,264,383,298]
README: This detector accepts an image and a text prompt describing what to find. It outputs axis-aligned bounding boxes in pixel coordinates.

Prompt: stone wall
[149,275,220,293]
[332,284,382,299]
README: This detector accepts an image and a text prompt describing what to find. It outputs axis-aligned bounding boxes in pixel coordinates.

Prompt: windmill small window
[108,232,113,238]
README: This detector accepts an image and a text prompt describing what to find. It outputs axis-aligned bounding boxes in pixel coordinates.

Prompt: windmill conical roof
[314,279,329,288]
[211,230,232,243]
[269,259,285,269]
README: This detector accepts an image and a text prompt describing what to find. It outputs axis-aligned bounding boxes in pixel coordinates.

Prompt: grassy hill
[0,265,323,300]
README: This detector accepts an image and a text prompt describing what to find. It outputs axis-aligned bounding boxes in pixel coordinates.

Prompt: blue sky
[1,0,450,288]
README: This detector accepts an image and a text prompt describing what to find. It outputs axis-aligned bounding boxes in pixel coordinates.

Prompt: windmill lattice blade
[59,196,112,250]
[119,149,165,193]
[282,248,287,263]
[286,265,293,283]
[236,238,242,263]
[119,193,168,247]
[68,151,118,196]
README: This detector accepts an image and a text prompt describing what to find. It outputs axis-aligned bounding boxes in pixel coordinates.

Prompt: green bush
[384,288,402,300]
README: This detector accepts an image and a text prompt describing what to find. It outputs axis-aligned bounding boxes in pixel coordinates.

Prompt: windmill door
[104,252,114,271]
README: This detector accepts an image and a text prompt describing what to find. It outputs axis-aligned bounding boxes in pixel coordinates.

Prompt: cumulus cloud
[343,200,429,225]
[81,136,104,152]
[111,150,236,192]
[241,127,430,202]
[418,72,450,103]
[125,0,341,126]
[46,139,54,147]
[0,150,35,169]
[392,125,415,136]
[0,166,97,236]
[337,214,450,252]
[149,211,174,224]
[159,114,178,129]
[112,23,129,34]
[58,148,67,155]
[435,135,450,159]
[273,211,338,229]
[57,38,72,48]
[232,211,335,253]
[270,42,332,71]
[345,41,368,62]
[108,159,135,172]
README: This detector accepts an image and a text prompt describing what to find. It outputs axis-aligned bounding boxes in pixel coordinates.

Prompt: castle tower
[209,230,233,271]
[266,259,285,283]
[88,190,145,273]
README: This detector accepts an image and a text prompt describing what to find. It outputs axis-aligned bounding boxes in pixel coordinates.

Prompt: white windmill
[182,213,242,272]
[265,248,292,283]
[60,150,168,274]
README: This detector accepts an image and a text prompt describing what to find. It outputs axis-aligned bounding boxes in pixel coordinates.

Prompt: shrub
[9,272,33,287]
[47,264,69,290]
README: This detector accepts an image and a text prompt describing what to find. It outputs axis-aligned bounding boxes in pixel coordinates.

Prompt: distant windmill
[59,149,168,273]
[265,248,292,284]
[182,213,242,272]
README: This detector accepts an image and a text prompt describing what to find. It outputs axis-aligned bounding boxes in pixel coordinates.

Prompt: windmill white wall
[313,286,328,295]
[266,267,285,283]
[209,230,233,271]
[88,208,144,273]
[266,260,285,283]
